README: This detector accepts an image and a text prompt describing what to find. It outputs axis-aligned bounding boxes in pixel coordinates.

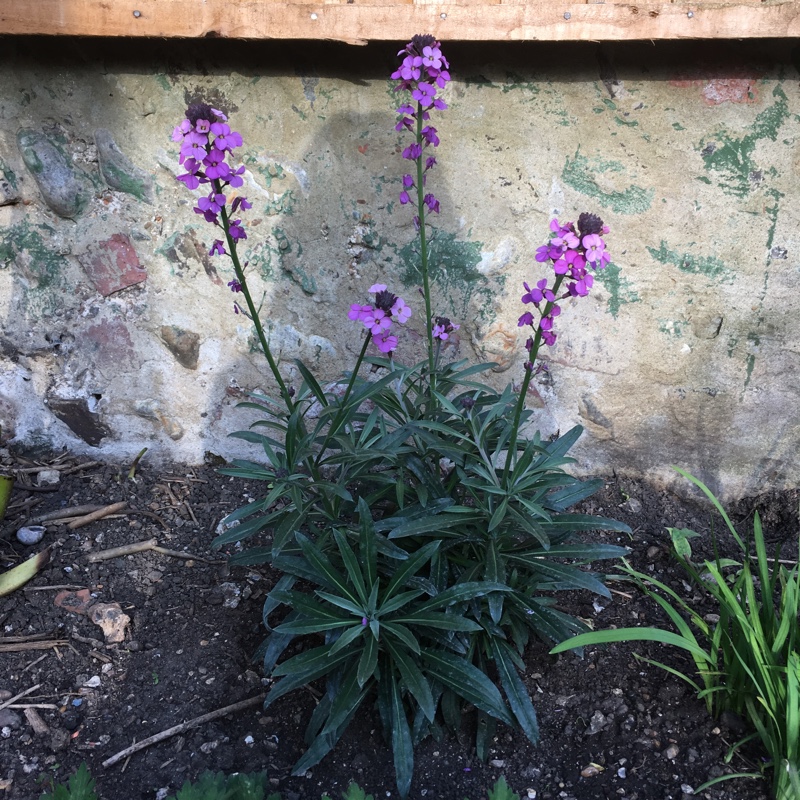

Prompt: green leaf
[414,581,511,613]
[491,638,539,744]
[392,611,482,632]
[357,633,379,687]
[384,639,435,722]
[358,498,378,589]
[669,528,700,562]
[296,533,361,606]
[389,672,414,798]
[383,622,421,655]
[383,541,440,602]
[333,529,368,607]
[422,649,513,726]
[265,647,353,706]
[40,763,98,800]
[328,625,366,657]
[294,358,329,406]
[549,627,714,662]
[488,776,521,800]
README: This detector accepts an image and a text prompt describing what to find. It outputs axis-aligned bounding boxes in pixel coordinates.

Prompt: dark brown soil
[1,448,795,800]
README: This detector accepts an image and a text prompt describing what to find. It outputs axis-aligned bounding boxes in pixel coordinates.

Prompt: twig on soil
[59,461,102,476]
[0,640,69,653]
[68,502,128,530]
[86,538,222,564]
[24,584,89,592]
[0,683,41,712]
[21,653,49,673]
[86,539,158,562]
[30,505,106,524]
[102,694,266,768]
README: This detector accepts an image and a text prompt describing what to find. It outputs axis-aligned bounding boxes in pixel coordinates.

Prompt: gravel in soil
[1,449,794,800]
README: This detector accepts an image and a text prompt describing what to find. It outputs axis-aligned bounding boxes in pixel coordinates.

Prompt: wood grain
[0,1,798,44]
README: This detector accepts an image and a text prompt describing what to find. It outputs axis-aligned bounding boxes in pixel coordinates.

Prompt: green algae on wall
[647,241,733,282]
[562,149,654,215]
[0,220,68,318]
[599,261,640,319]
[395,232,499,323]
[699,85,789,198]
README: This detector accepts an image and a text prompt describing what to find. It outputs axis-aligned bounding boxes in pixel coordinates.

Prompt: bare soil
[1,448,795,800]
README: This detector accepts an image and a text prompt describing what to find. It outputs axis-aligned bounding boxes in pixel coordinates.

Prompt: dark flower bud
[287,386,296,397]
[409,34,437,55]
[186,103,216,127]
[577,212,604,237]
[374,289,398,312]
[460,396,475,410]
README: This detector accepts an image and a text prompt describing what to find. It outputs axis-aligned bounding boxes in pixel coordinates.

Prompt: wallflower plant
[172,36,629,798]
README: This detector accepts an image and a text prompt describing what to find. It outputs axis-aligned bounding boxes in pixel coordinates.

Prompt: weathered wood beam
[0,0,797,44]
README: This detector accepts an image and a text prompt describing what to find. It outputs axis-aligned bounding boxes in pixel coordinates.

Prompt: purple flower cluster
[348,284,412,353]
[392,35,450,220]
[172,103,252,256]
[520,213,611,354]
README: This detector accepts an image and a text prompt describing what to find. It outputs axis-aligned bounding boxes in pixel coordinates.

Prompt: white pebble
[16,526,46,545]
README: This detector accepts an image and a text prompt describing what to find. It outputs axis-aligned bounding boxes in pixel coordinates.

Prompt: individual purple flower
[432,316,459,340]
[210,240,226,256]
[229,220,247,241]
[231,196,252,214]
[553,249,585,276]
[374,332,398,353]
[197,192,227,216]
[399,191,411,205]
[402,143,423,161]
[567,273,594,297]
[228,279,242,292]
[582,233,606,263]
[348,303,372,322]
[521,279,554,306]
[391,297,412,324]
[362,308,392,335]
[423,194,440,214]
[518,311,534,328]
[177,171,202,191]
[361,616,369,626]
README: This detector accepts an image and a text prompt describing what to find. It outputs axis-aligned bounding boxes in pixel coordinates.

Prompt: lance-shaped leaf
[0,547,51,597]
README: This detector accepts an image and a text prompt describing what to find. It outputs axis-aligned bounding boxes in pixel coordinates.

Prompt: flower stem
[314,331,372,469]
[415,105,436,400]
[217,186,295,415]
[503,275,565,482]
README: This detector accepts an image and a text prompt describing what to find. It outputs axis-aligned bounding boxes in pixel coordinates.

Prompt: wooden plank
[0,0,798,44]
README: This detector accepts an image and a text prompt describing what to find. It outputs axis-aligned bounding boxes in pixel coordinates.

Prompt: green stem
[314,331,372,469]
[503,275,565,482]
[414,105,436,401]
[216,186,295,415]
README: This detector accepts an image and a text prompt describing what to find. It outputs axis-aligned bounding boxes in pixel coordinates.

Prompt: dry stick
[102,694,265,768]
[31,505,106,524]
[69,502,127,530]
[60,461,102,475]
[86,538,220,565]
[0,640,69,653]
[86,539,157,563]
[0,683,41,712]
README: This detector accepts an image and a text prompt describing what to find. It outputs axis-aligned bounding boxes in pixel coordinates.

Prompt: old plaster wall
[0,38,798,500]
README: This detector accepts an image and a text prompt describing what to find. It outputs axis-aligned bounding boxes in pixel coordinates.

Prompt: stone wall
[1,37,798,500]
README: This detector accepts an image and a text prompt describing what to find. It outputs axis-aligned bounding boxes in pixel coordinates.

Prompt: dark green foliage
[217,355,629,796]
